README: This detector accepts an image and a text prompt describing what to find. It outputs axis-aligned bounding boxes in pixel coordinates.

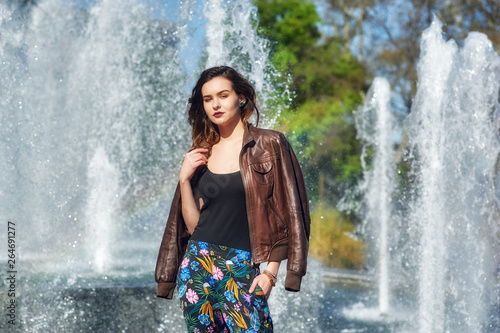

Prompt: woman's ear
[238,94,246,104]
[238,95,247,108]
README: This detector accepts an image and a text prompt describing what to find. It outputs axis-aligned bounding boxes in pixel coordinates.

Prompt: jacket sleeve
[278,133,311,292]
[154,182,190,299]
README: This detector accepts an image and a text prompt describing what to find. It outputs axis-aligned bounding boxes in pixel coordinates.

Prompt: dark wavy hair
[188,66,260,152]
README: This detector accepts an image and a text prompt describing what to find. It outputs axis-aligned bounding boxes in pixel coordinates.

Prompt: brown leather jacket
[155,123,311,299]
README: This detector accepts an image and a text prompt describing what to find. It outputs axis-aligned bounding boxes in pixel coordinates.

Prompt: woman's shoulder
[248,124,290,151]
[248,124,287,140]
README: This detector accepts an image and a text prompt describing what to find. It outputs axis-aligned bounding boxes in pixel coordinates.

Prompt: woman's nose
[212,98,221,109]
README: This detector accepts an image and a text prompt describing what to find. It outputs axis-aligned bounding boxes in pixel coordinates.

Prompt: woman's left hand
[249,273,274,300]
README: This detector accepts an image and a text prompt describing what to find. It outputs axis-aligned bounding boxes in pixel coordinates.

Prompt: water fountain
[354,77,396,317]
[1,0,499,331]
[0,0,323,332]
[406,19,500,332]
[349,18,500,332]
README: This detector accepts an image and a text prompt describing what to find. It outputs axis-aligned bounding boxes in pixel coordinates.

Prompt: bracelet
[263,269,277,287]
[264,269,277,279]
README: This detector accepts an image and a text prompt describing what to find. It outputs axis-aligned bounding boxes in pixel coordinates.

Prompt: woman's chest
[208,143,241,173]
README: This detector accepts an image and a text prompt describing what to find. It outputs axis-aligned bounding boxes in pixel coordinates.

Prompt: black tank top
[190,167,251,252]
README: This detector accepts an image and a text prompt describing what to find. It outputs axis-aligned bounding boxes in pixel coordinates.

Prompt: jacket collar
[242,122,255,149]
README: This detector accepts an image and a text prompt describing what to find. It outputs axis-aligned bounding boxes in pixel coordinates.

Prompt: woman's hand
[179,148,208,183]
[249,273,274,300]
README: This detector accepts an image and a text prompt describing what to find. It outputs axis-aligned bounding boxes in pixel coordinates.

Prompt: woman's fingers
[190,147,209,153]
[186,154,207,167]
[259,279,272,299]
[184,148,208,162]
[249,275,273,299]
[187,148,209,162]
[249,278,259,293]
[186,149,208,162]
[179,148,208,182]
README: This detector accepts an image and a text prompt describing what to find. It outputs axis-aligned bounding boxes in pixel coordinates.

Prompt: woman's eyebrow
[203,89,230,98]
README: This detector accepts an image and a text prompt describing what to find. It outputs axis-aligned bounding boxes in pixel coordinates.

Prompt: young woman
[155,66,310,333]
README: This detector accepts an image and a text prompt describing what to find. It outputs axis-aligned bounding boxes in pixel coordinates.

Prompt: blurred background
[1,0,499,332]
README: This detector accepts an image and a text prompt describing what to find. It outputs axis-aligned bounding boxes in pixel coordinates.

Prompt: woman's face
[202,76,244,129]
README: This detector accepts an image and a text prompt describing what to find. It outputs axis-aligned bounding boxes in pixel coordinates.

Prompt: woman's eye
[221,95,228,98]
[204,99,211,102]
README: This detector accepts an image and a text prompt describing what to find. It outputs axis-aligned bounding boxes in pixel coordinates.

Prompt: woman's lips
[213,112,224,118]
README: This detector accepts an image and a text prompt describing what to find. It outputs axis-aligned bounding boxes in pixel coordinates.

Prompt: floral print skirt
[176,239,273,333]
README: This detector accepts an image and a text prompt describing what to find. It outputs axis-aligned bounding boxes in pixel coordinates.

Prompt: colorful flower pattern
[213,265,224,281]
[177,240,273,333]
[186,288,199,304]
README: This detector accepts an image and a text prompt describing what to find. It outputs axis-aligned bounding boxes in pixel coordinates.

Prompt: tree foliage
[323,0,500,111]
[254,0,320,74]
[255,0,369,207]
[293,41,367,104]
[309,204,365,269]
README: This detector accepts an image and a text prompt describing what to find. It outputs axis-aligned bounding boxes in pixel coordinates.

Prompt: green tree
[323,0,500,111]
[255,0,368,206]
[254,0,320,76]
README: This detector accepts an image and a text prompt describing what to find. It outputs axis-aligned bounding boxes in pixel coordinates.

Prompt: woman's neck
[218,119,245,143]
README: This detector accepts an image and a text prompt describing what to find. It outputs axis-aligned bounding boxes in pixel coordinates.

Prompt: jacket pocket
[266,199,289,236]
[251,161,274,184]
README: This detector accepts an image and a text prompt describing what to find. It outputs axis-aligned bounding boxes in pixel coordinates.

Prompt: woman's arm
[179,148,208,234]
[180,180,204,234]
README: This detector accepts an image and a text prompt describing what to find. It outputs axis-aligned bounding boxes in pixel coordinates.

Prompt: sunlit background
[1,0,499,332]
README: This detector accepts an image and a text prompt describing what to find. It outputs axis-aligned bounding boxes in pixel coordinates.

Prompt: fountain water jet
[85,146,120,273]
[203,0,280,127]
[406,18,500,332]
[346,18,500,333]
[0,1,319,331]
[355,77,396,317]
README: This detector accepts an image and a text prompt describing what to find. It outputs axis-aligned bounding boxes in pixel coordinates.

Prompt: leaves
[196,255,214,274]
[227,310,249,329]
[255,0,368,209]
[249,310,260,331]
[200,300,214,323]
[225,277,240,301]
[309,204,365,269]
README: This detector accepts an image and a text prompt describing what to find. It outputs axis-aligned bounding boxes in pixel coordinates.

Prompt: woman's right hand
[179,148,209,183]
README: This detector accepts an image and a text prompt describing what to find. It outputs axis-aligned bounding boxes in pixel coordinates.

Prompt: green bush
[309,204,365,269]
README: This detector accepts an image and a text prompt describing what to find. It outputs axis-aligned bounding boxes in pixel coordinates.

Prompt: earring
[240,101,245,108]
